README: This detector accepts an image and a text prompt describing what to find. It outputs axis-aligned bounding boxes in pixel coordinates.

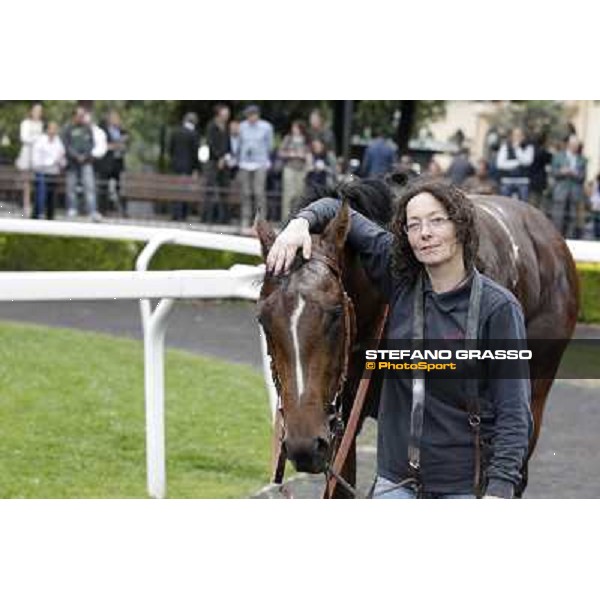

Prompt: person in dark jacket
[203,103,231,224]
[266,177,532,499]
[361,130,397,178]
[100,109,129,216]
[528,133,552,210]
[169,112,199,221]
[446,148,475,186]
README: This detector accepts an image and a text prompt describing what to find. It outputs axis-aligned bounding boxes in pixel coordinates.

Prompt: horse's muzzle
[284,436,330,474]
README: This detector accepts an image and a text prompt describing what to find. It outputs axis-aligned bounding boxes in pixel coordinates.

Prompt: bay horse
[255,179,579,498]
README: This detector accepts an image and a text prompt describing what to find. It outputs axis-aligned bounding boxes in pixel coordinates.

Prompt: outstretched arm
[266,197,395,295]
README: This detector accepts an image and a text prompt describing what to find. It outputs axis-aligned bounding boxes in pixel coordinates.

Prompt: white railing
[0,218,598,499]
[0,218,280,500]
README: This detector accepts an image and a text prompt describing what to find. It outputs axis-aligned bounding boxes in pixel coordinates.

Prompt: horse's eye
[323,307,343,330]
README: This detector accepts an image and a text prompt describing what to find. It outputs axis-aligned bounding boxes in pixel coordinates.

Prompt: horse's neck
[342,251,385,343]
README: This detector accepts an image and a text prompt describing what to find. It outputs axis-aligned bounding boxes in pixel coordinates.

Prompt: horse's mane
[290,178,395,228]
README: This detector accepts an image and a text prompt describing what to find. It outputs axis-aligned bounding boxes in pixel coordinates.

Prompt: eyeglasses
[403,216,452,235]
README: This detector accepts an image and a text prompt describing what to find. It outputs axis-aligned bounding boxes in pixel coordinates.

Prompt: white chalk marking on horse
[479,203,520,286]
[290,294,306,402]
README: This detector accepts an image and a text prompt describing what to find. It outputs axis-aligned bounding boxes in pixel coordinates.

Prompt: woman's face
[31,104,43,120]
[405,192,462,268]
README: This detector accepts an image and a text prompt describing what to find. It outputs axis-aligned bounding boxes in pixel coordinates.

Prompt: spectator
[62,106,99,220]
[169,112,199,221]
[361,130,396,178]
[307,108,336,155]
[31,121,65,220]
[15,102,44,217]
[551,134,587,239]
[462,159,499,195]
[426,158,444,178]
[446,148,474,186]
[279,120,310,220]
[238,105,273,227]
[484,126,502,181]
[85,111,108,215]
[588,173,600,240]
[100,109,129,216]
[305,139,335,191]
[496,128,534,201]
[528,132,553,210]
[203,103,231,224]
[398,154,417,176]
[227,118,240,176]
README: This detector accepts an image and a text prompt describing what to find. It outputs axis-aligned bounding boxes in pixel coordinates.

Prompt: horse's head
[256,204,353,474]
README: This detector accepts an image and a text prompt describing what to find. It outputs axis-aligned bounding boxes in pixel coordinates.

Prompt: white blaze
[290,295,306,401]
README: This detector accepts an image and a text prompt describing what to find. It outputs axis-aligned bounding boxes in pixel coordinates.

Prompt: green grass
[0,321,272,498]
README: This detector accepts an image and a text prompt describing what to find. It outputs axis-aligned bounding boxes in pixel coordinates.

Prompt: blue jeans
[500,182,529,202]
[66,163,97,215]
[34,172,47,218]
[33,172,57,219]
[372,476,475,499]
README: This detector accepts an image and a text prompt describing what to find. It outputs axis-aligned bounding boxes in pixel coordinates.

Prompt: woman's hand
[266,218,312,276]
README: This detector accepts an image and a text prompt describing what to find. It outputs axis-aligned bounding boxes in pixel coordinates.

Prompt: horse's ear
[322,200,350,252]
[254,215,276,260]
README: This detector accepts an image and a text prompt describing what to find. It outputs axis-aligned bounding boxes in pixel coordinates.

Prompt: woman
[278,120,310,220]
[305,139,335,192]
[266,177,532,499]
[16,103,44,217]
[31,121,66,219]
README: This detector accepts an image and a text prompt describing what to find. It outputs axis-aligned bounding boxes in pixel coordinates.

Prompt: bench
[0,165,29,204]
[0,166,284,222]
[121,171,283,221]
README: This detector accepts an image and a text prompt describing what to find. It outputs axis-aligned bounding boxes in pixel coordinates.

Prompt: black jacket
[206,120,230,162]
[296,198,533,498]
[169,125,199,174]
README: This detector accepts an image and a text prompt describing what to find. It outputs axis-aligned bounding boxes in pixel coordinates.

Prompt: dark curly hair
[390,176,480,285]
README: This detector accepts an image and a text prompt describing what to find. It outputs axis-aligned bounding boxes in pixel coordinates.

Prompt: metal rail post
[136,234,175,499]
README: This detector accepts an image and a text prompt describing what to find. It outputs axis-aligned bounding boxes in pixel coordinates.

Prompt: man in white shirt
[32,121,65,219]
[496,128,534,201]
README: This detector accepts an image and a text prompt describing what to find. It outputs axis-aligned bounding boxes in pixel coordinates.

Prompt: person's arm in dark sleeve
[361,146,373,177]
[295,197,395,297]
[574,157,587,183]
[483,300,533,498]
[62,128,78,162]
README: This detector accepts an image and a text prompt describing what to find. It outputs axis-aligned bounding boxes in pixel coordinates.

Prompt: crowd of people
[426,127,600,240]
[167,104,344,226]
[15,103,127,221]
[10,102,600,239]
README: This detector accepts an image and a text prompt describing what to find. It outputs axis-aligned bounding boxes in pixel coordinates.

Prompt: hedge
[577,262,600,324]
[0,233,261,273]
[0,233,598,323]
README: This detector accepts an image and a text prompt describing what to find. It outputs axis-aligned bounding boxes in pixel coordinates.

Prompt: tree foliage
[354,100,446,139]
[487,100,576,142]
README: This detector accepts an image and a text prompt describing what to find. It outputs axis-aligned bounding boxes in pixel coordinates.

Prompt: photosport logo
[360,339,600,380]
[365,348,532,374]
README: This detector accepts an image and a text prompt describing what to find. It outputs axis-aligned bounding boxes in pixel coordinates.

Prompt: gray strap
[408,269,483,474]
[408,274,425,472]
[465,270,483,405]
